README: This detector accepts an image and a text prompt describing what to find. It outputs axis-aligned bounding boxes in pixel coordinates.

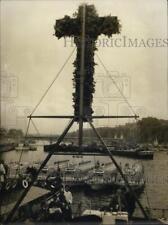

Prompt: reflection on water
[1,142,168,219]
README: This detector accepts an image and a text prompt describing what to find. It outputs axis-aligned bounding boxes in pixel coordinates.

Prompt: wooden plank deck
[1,186,50,215]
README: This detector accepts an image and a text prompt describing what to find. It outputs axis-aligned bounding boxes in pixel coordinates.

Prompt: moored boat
[0,143,16,152]
[15,143,37,151]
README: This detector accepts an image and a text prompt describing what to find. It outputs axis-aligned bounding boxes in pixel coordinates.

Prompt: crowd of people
[1,160,137,221]
[38,183,73,222]
[36,167,73,222]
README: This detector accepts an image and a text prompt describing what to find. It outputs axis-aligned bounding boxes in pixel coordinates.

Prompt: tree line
[0,128,24,139]
[1,117,167,144]
[68,117,168,144]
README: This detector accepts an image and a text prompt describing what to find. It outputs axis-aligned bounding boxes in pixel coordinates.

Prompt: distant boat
[15,143,37,151]
[64,167,76,173]
[115,163,145,189]
[136,150,154,159]
[41,166,48,173]
[88,171,106,191]
[93,168,104,176]
[0,143,16,152]
[108,146,154,160]
[120,134,124,140]
[86,162,145,192]
[86,162,108,191]
[114,134,118,139]
[153,138,158,147]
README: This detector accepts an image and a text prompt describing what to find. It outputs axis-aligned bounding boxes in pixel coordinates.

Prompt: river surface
[1,141,168,219]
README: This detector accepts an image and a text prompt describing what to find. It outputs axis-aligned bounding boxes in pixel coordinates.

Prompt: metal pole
[5,118,75,223]
[87,118,149,220]
[167,0,168,118]
[27,115,139,119]
[78,4,86,148]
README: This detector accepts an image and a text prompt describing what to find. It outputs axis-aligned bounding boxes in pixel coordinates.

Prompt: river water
[1,142,168,219]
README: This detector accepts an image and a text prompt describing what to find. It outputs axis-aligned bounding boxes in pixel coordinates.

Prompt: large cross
[54,4,120,121]
[4,6,149,224]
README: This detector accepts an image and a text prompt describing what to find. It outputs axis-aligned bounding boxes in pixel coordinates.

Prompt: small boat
[86,162,107,191]
[82,209,128,224]
[64,163,76,173]
[93,168,104,176]
[29,146,37,151]
[0,143,16,152]
[15,143,37,151]
[41,166,48,173]
[115,163,145,190]
[32,162,41,169]
[137,150,154,159]
[108,146,154,159]
[15,143,29,151]
[64,168,76,173]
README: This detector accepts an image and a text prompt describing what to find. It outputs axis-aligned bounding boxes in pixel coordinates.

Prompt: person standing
[64,185,73,205]
[0,160,6,184]
[64,185,73,220]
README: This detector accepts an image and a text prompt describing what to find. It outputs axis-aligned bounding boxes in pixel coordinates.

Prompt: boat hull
[110,149,154,159]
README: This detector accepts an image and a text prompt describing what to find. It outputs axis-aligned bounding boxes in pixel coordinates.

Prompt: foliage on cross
[54,4,121,121]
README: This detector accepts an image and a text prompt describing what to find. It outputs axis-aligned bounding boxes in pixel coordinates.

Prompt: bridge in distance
[27,135,122,144]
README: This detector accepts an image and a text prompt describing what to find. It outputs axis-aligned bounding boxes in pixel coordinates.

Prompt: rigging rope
[30,47,76,116]
[14,118,44,177]
[87,118,149,219]
[14,118,31,178]
[30,119,46,146]
[96,52,152,216]
[96,53,138,119]
[31,119,40,134]
[5,118,75,223]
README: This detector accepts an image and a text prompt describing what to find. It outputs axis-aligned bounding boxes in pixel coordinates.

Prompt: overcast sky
[0,0,167,134]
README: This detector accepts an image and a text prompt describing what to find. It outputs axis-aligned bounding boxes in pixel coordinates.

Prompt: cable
[12,46,76,201]
[87,118,149,219]
[15,118,46,177]
[96,53,138,119]
[167,0,168,118]
[30,119,46,146]
[31,119,40,135]
[30,47,76,116]
[14,118,31,178]
[14,118,42,177]
[5,118,75,223]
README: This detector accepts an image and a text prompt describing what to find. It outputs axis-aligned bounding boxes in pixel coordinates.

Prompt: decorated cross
[54,4,120,121]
